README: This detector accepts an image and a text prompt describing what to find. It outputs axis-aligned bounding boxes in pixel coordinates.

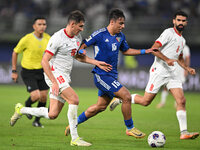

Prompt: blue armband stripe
[140,49,146,55]
[78,49,86,54]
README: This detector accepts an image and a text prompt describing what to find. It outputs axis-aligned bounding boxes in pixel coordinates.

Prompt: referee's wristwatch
[12,70,17,73]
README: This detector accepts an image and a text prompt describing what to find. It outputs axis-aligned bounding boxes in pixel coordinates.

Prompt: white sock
[131,94,137,104]
[160,90,168,104]
[176,110,187,133]
[68,104,79,141]
[20,107,49,119]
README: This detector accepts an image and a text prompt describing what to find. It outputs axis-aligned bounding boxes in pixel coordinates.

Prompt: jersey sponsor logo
[116,37,121,42]
[105,39,109,42]
[77,41,80,46]
[112,43,117,51]
[85,36,92,42]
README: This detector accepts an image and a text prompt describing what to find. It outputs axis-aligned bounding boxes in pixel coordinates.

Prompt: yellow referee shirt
[14,32,50,69]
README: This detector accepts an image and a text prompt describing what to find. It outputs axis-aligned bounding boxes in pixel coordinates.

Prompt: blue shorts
[93,73,123,99]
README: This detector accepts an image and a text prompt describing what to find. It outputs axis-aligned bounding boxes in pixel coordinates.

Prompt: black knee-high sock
[25,97,36,107]
[35,102,46,122]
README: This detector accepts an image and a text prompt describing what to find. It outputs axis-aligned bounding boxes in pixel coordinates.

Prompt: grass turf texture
[0,85,199,150]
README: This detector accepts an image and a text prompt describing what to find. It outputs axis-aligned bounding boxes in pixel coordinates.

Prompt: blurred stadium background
[0,0,200,91]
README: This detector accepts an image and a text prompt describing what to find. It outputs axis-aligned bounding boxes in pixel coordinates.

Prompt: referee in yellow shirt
[11,17,50,128]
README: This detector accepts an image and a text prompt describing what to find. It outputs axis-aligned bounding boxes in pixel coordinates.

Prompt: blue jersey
[83,28,129,78]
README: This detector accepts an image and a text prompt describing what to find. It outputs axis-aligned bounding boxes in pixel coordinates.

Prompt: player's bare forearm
[177,56,187,70]
[151,42,176,66]
[12,51,18,70]
[11,51,19,82]
[76,55,112,72]
[122,48,153,56]
[122,48,141,55]
[79,43,87,50]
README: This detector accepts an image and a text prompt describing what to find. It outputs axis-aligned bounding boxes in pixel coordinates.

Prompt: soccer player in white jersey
[109,10,199,140]
[10,10,112,146]
[157,45,191,108]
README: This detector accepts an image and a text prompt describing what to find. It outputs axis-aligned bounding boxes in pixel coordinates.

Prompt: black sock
[25,97,36,107]
[35,102,46,122]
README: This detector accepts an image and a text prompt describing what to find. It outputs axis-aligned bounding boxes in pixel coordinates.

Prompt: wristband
[12,70,17,73]
[140,49,146,55]
[78,49,86,55]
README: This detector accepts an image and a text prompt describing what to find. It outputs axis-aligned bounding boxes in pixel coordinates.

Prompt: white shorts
[44,71,71,103]
[176,66,186,83]
[145,71,182,93]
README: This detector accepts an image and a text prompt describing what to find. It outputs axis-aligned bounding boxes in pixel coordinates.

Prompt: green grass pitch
[0,85,199,150]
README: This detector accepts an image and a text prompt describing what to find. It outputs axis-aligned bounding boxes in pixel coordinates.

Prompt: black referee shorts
[21,68,49,93]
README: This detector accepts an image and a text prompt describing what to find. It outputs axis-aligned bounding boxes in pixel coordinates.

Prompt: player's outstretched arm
[151,42,177,66]
[75,54,112,72]
[122,48,153,56]
[41,52,59,96]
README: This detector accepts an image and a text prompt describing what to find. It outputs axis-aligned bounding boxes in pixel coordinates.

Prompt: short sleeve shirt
[45,29,82,75]
[151,27,186,76]
[83,27,129,78]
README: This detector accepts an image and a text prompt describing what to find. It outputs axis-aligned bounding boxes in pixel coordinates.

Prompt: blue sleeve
[83,34,97,47]
[120,34,129,51]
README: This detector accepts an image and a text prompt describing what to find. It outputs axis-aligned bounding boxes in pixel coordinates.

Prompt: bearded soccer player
[109,10,199,140]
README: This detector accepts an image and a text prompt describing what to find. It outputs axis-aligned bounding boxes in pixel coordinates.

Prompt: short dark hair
[108,8,125,21]
[68,10,85,24]
[173,10,188,19]
[33,16,46,24]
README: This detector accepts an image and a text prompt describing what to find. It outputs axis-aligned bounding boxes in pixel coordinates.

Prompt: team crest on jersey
[116,37,121,42]
[77,41,80,46]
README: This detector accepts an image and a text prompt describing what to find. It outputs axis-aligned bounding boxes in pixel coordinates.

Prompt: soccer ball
[148,131,166,147]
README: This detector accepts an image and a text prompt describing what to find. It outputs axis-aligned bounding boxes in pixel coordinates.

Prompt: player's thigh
[39,89,48,102]
[114,86,131,101]
[169,88,185,102]
[49,98,64,117]
[97,95,111,107]
[61,87,79,105]
[30,89,40,101]
[143,91,157,103]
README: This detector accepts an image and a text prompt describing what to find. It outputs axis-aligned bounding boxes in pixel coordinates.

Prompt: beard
[176,24,184,32]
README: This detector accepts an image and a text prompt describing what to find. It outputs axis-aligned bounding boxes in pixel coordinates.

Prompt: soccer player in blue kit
[65,8,153,139]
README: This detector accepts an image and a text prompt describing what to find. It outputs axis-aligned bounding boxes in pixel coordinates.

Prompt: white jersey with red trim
[45,28,82,75]
[151,27,186,76]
